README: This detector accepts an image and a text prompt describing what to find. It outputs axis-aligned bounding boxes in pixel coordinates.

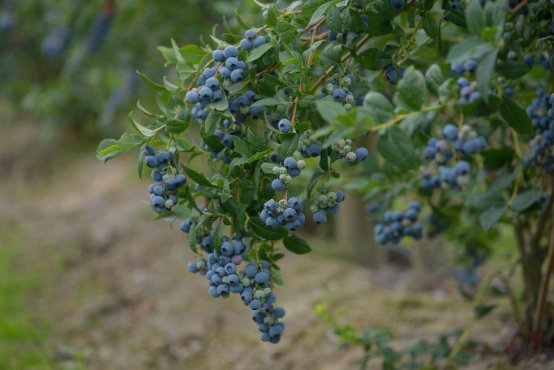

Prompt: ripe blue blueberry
[355,147,369,161]
[313,211,327,224]
[223,45,239,58]
[278,119,292,133]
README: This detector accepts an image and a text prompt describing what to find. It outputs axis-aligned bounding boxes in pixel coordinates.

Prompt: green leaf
[466,0,486,37]
[248,217,288,240]
[128,112,157,137]
[496,62,530,79]
[499,97,533,134]
[425,64,444,97]
[309,0,337,25]
[377,126,418,170]
[315,100,346,124]
[320,44,343,66]
[447,38,493,65]
[246,148,273,164]
[423,14,439,40]
[118,133,142,152]
[479,206,506,231]
[511,189,541,211]
[357,48,392,70]
[232,136,253,157]
[251,97,282,107]
[476,50,497,101]
[307,171,327,199]
[364,11,393,36]
[396,67,427,111]
[136,70,164,91]
[280,134,300,157]
[283,235,312,254]
[179,44,207,65]
[96,139,120,162]
[246,43,273,62]
[182,165,216,187]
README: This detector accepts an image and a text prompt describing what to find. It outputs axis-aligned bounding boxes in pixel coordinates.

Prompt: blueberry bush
[97,0,554,349]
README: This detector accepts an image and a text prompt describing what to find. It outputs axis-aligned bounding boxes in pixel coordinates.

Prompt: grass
[0,230,54,370]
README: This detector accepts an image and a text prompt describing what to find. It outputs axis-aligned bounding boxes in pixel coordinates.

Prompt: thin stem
[532,225,554,335]
[309,34,371,94]
[370,104,446,131]
[509,0,529,17]
[449,269,499,359]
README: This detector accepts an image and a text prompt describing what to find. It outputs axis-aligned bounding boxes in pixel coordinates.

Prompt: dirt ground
[1,123,552,370]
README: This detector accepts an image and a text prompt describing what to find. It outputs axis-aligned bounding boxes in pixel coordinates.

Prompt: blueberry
[199,86,213,100]
[244,263,258,278]
[250,299,262,310]
[336,191,345,202]
[145,155,158,168]
[221,241,234,256]
[212,50,225,61]
[222,134,234,147]
[283,156,297,169]
[186,261,198,273]
[223,45,239,58]
[205,77,219,90]
[180,219,192,233]
[463,59,478,73]
[270,152,280,163]
[255,271,270,284]
[278,119,292,133]
[225,57,239,70]
[219,67,231,78]
[332,88,347,101]
[306,143,321,157]
[240,38,253,50]
[230,69,245,83]
[283,208,298,221]
[313,211,327,224]
[389,0,406,10]
[455,160,470,175]
[253,36,266,48]
[245,29,257,40]
[271,179,286,191]
[185,90,199,104]
[443,124,458,141]
[217,284,230,295]
[355,147,369,161]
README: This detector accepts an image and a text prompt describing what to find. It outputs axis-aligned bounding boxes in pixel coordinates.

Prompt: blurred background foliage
[0,0,261,137]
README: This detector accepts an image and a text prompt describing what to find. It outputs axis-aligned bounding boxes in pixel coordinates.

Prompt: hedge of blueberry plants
[98,0,553,347]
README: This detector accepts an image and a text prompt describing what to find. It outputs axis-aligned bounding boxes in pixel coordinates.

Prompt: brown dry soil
[1,123,552,370]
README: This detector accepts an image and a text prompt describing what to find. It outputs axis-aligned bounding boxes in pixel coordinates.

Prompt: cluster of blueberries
[260,198,306,231]
[322,75,357,109]
[421,124,485,190]
[270,156,305,191]
[450,59,481,105]
[186,29,267,122]
[298,130,323,158]
[145,146,187,213]
[239,29,267,51]
[524,90,554,173]
[229,90,265,123]
[184,232,286,343]
[374,201,423,245]
[311,190,346,225]
[331,138,369,164]
[523,53,552,70]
